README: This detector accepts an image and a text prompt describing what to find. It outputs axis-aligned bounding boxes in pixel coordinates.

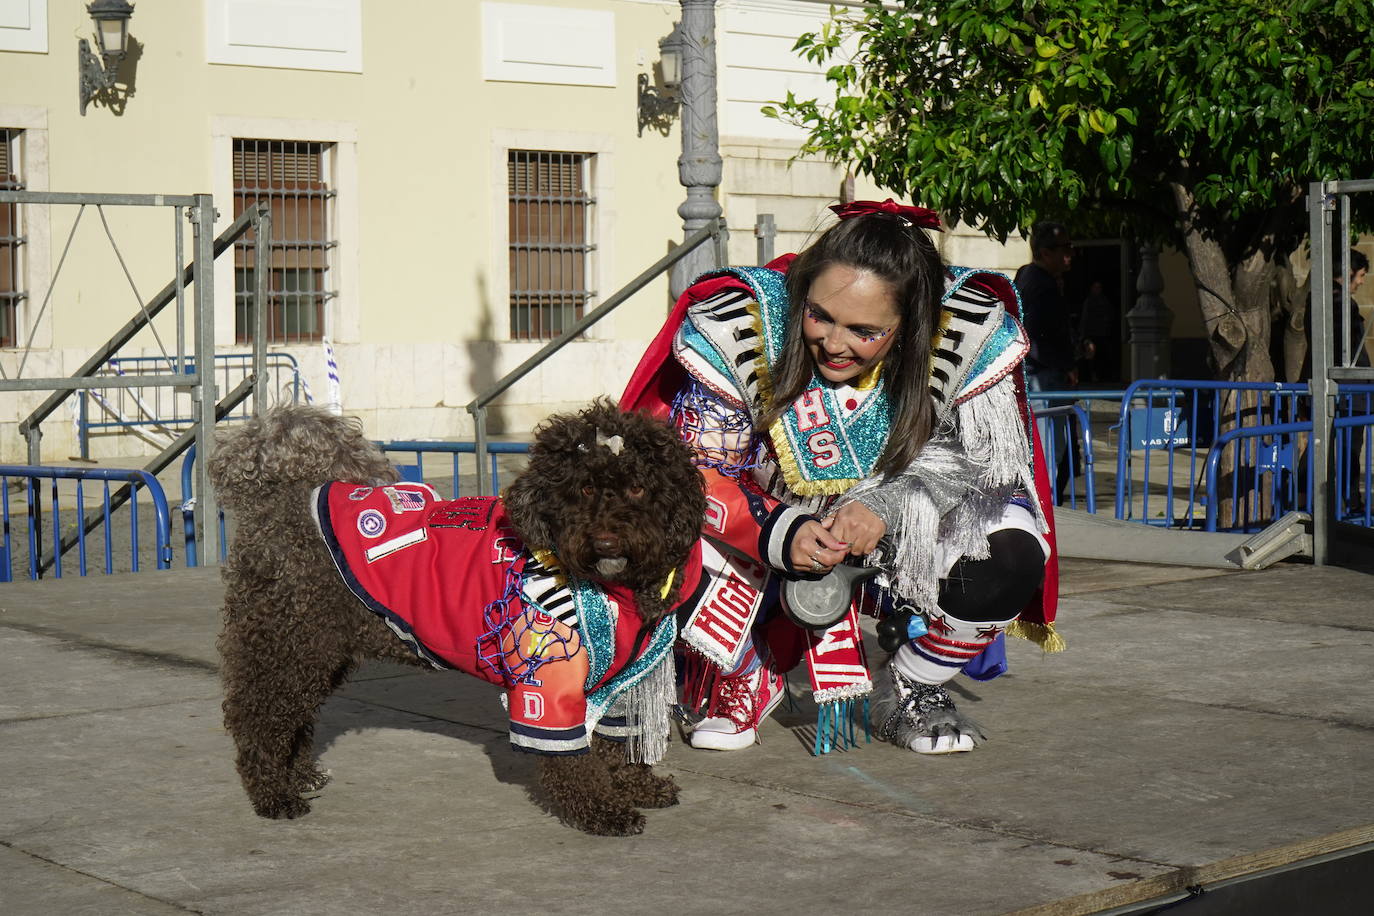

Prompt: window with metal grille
[508,150,596,340]
[232,139,336,344]
[0,128,24,349]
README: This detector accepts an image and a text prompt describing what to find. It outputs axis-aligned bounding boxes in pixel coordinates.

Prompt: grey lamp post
[1126,245,1173,379]
[669,0,723,301]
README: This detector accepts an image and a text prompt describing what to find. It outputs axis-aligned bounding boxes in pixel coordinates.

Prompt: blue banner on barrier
[1128,406,1190,449]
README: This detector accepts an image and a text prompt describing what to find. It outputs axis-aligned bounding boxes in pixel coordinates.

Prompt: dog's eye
[627,485,645,499]
[581,485,595,497]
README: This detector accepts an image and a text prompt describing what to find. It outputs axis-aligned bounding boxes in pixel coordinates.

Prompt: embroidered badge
[347,486,373,500]
[357,509,386,538]
[384,486,428,513]
[428,498,498,531]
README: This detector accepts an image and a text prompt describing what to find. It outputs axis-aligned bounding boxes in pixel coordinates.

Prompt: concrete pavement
[2,557,1372,915]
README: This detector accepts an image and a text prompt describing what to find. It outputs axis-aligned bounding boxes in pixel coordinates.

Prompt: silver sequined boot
[871,662,986,754]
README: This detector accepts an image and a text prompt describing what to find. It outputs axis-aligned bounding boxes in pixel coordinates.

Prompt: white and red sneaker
[689,661,787,751]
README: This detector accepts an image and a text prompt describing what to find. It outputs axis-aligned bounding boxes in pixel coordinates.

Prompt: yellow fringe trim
[747,300,774,409]
[769,416,859,496]
[931,305,953,356]
[1006,619,1067,653]
[853,360,883,390]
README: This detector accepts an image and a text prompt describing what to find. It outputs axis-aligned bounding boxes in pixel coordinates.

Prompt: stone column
[1126,244,1173,379]
[669,0,722,301]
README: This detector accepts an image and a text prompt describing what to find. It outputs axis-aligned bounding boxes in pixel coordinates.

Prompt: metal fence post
[1309,181,1334,566]
[252,205,270,415]
[191,194,221,566]
[755,213,775,265]
[471,405,490,496]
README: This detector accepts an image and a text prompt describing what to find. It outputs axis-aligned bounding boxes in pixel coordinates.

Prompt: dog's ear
[503,470,555,550]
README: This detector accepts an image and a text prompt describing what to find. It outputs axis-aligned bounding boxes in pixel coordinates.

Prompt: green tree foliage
[768,0,1374,380]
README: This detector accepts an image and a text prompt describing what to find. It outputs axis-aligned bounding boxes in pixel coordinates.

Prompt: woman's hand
[824,502,886,556]
[790,520,849,574]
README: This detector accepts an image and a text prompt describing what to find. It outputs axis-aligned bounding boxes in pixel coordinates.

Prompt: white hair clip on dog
[596,430,625,455]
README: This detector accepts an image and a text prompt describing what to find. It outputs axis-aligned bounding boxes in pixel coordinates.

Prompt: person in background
[1015,222,1078,503]
[1078,279,1117,385]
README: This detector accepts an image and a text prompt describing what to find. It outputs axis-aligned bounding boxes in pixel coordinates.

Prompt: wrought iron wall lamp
[78,0,135,116]
[637,21,684,136]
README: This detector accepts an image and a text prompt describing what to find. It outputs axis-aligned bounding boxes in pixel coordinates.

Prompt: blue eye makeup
[805,303,893,345]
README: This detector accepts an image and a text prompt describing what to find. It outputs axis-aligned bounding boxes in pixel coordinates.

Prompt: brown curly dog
[209,401,705,836]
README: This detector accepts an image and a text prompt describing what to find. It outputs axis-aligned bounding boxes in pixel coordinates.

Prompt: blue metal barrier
[176,437,533,566]
[1030,403,1097,513]
[180,444,227,568]
[1334,412,1374,526]
[377,440,531,495]
[1113,380,1310,528]
[1202,421,1312,532]
[0,466,173,582]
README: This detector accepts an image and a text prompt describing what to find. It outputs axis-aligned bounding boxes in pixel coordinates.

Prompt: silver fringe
[837,374,1043,613]
[622,650,676,765]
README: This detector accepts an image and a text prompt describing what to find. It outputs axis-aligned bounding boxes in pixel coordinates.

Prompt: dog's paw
[615,766,680,809]
[253,795,311,820]
[581,806,646,837]
[295,768,332,793]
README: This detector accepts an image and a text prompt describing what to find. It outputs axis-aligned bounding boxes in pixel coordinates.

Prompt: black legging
[877,528,1045,652]
[936,528,1047,622]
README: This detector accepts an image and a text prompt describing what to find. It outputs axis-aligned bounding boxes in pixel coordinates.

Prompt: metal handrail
[16,202,266,435]
[465,218,726,494]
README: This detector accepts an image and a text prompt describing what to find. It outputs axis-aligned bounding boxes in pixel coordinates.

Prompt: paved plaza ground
[2,555,1372,915]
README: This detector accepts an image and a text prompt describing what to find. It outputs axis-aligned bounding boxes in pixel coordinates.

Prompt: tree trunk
[1168,181,1276,383]
[1168,182,1285,528]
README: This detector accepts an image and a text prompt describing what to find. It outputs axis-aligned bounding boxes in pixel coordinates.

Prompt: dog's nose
[593,534,622,556]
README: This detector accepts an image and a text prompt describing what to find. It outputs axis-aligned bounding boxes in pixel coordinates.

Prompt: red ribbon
[829,198,941,231]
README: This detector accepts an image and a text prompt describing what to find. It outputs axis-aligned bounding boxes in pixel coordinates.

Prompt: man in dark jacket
[1015,222,1078,503]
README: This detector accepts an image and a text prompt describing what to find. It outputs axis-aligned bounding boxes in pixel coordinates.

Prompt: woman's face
[802,264,901,385]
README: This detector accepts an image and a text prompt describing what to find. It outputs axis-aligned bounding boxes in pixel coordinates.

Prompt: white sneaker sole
[689,717,758,751]
[688,673,789,752]
[908,733,976,754]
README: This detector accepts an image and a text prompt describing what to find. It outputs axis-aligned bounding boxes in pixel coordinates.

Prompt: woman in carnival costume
[621,200,1063,754]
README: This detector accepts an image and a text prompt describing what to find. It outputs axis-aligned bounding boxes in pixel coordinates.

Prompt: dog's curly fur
[209,400,705,836]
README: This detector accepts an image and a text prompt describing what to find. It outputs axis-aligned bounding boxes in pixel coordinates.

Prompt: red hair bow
[829,199,941,231]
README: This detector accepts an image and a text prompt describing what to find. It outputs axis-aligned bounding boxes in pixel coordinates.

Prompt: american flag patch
[384,486,429,512]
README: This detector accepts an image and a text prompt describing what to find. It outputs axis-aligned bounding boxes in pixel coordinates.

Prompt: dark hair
[761,212,944,477]
[1336,248,1370,279]
[1030,221,1072,254]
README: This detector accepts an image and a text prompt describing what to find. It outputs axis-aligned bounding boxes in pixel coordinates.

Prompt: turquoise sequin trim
[679,319,733,380]
[569,576,678,730]
[961,312,1019,391]
[777,376,889,482]
[584,615,677,728]
[570,577,614,691]
[942,265,979,302]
